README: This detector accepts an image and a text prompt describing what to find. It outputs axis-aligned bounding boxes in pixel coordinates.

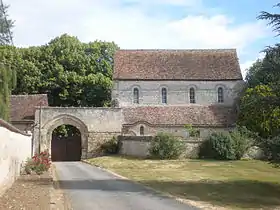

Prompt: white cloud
[6,0,268,62]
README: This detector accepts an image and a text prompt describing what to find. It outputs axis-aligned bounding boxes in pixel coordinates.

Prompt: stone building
[32,48,245,160]
[113,49,244,137]
[10,94,48,132]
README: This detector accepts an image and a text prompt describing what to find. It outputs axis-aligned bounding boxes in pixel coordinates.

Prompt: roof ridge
[117,48,236,52]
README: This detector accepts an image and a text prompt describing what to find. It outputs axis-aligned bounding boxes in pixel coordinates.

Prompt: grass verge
[86,156,280,210]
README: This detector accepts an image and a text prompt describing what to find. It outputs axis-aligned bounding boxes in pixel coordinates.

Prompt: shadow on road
[54,179,280,209]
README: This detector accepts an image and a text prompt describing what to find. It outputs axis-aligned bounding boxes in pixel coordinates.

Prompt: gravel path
[54,161,199,210]
[0,172,52,210]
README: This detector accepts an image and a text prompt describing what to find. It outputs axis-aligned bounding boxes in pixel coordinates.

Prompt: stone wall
[33,107,124,158]
[112,80,244,107]
[118,136,264,160]
[122,124,231,138]
[0,119,31,196]
[87,132,121,158]
[118,136,202,158]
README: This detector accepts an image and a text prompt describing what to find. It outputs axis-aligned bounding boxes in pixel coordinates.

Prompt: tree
[258,3,280,36]
[3,34,119,107]
[238,85,280,138]
[0,2,15,120]
[238,3,280,140]
[0,1,14,45]
[0,61,16,120]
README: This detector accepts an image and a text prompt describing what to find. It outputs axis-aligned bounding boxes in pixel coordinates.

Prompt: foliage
[149,132,185,160]
[238,85,280,138]
[230,127,254,160]
[258,3,280,36]
[245,59,265,88]
[24,150,51,175]
[199,128,253,160]
[0,3,14,45]
[2,34,119,108]
[199,132,236,160]
[260,135,280,162]
[100,136,120,154]
[239,5,280,162]
[52,124,81,138]
[0,61,16,120]
[184,124,200,137]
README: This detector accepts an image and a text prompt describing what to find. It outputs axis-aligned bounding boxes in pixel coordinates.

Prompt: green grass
[87,156,280,209]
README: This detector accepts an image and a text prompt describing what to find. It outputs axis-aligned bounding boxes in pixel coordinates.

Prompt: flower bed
[24,150,51,175]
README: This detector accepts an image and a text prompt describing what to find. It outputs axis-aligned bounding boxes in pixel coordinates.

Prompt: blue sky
[5,0,280,78]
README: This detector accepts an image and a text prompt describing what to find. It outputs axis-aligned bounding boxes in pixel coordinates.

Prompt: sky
[4,0,280,78]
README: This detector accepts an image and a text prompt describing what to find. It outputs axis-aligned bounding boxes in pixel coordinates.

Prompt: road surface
[54,162,199,210]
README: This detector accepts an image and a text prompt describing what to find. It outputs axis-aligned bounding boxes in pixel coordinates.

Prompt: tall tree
[0,1,15,120]
[0,1,14,45]
[0,60,16,120]
[4,34,119,108]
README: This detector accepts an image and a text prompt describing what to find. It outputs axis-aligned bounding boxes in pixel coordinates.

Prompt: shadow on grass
[140,179,280,209]
[54,178,280,209]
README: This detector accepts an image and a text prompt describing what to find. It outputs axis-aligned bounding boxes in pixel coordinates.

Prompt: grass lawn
[87,156,280,210]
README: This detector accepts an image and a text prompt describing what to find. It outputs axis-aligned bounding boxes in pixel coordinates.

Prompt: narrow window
[218,87,224,103]
[161,88,167,104]
[140,126,144,136]
[133,88,139,104]
[190,88,195,104]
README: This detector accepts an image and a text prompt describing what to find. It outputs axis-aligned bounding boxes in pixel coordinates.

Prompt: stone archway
[41,114,88,160]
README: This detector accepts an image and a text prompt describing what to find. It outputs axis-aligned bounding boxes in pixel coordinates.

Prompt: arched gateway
[33,107,123,160]
[43,114,88,160]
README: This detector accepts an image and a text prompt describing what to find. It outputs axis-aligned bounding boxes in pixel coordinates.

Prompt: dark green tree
[0,2,14,45]
[0,61,16,120]
[2,34,119,107]
[0,1,15,120]
[258,3,280,35]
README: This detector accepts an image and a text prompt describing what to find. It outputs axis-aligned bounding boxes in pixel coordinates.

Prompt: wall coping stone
[0,119,31,136]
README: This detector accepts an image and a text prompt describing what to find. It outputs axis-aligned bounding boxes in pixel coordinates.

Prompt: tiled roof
[122,105,237,126]
[113,49,242,80]
[10,94,48,121]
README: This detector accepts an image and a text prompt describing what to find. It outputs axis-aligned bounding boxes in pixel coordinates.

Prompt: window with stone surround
[133,88,139,104]
[190,87,195,103]
[161,88,167,104]
[218,87,224,103]
[140,125,144,136]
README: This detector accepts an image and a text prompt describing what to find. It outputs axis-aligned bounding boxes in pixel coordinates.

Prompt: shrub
[184,124,200,137]
[199,128,253,160]
[230,129,253,159]
[149,132,185,159]
[261,135,280,162]
[199,132,236,160]
[101,136,119,154]
[24,150,51,175]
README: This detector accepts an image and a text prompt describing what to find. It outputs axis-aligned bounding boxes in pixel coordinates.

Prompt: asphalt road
[54,161,199,210]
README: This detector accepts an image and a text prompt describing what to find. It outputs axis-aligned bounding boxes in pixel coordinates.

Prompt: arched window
[133,88,139,104]
[140,126,144,136]
[190,88,195,103]
[218,87,224,103]
[161,88,167,104]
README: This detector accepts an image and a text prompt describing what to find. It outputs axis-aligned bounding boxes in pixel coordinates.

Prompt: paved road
[54,162,199,210]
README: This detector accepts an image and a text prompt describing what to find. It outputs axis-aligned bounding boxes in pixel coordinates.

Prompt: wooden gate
[51,135,81,161]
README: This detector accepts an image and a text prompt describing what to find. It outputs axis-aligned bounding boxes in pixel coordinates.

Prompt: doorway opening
[51,124,81,161]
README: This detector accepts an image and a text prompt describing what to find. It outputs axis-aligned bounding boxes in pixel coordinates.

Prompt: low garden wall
[118,136,203,158]
[0,119,32,195]
[118,136,264,159]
